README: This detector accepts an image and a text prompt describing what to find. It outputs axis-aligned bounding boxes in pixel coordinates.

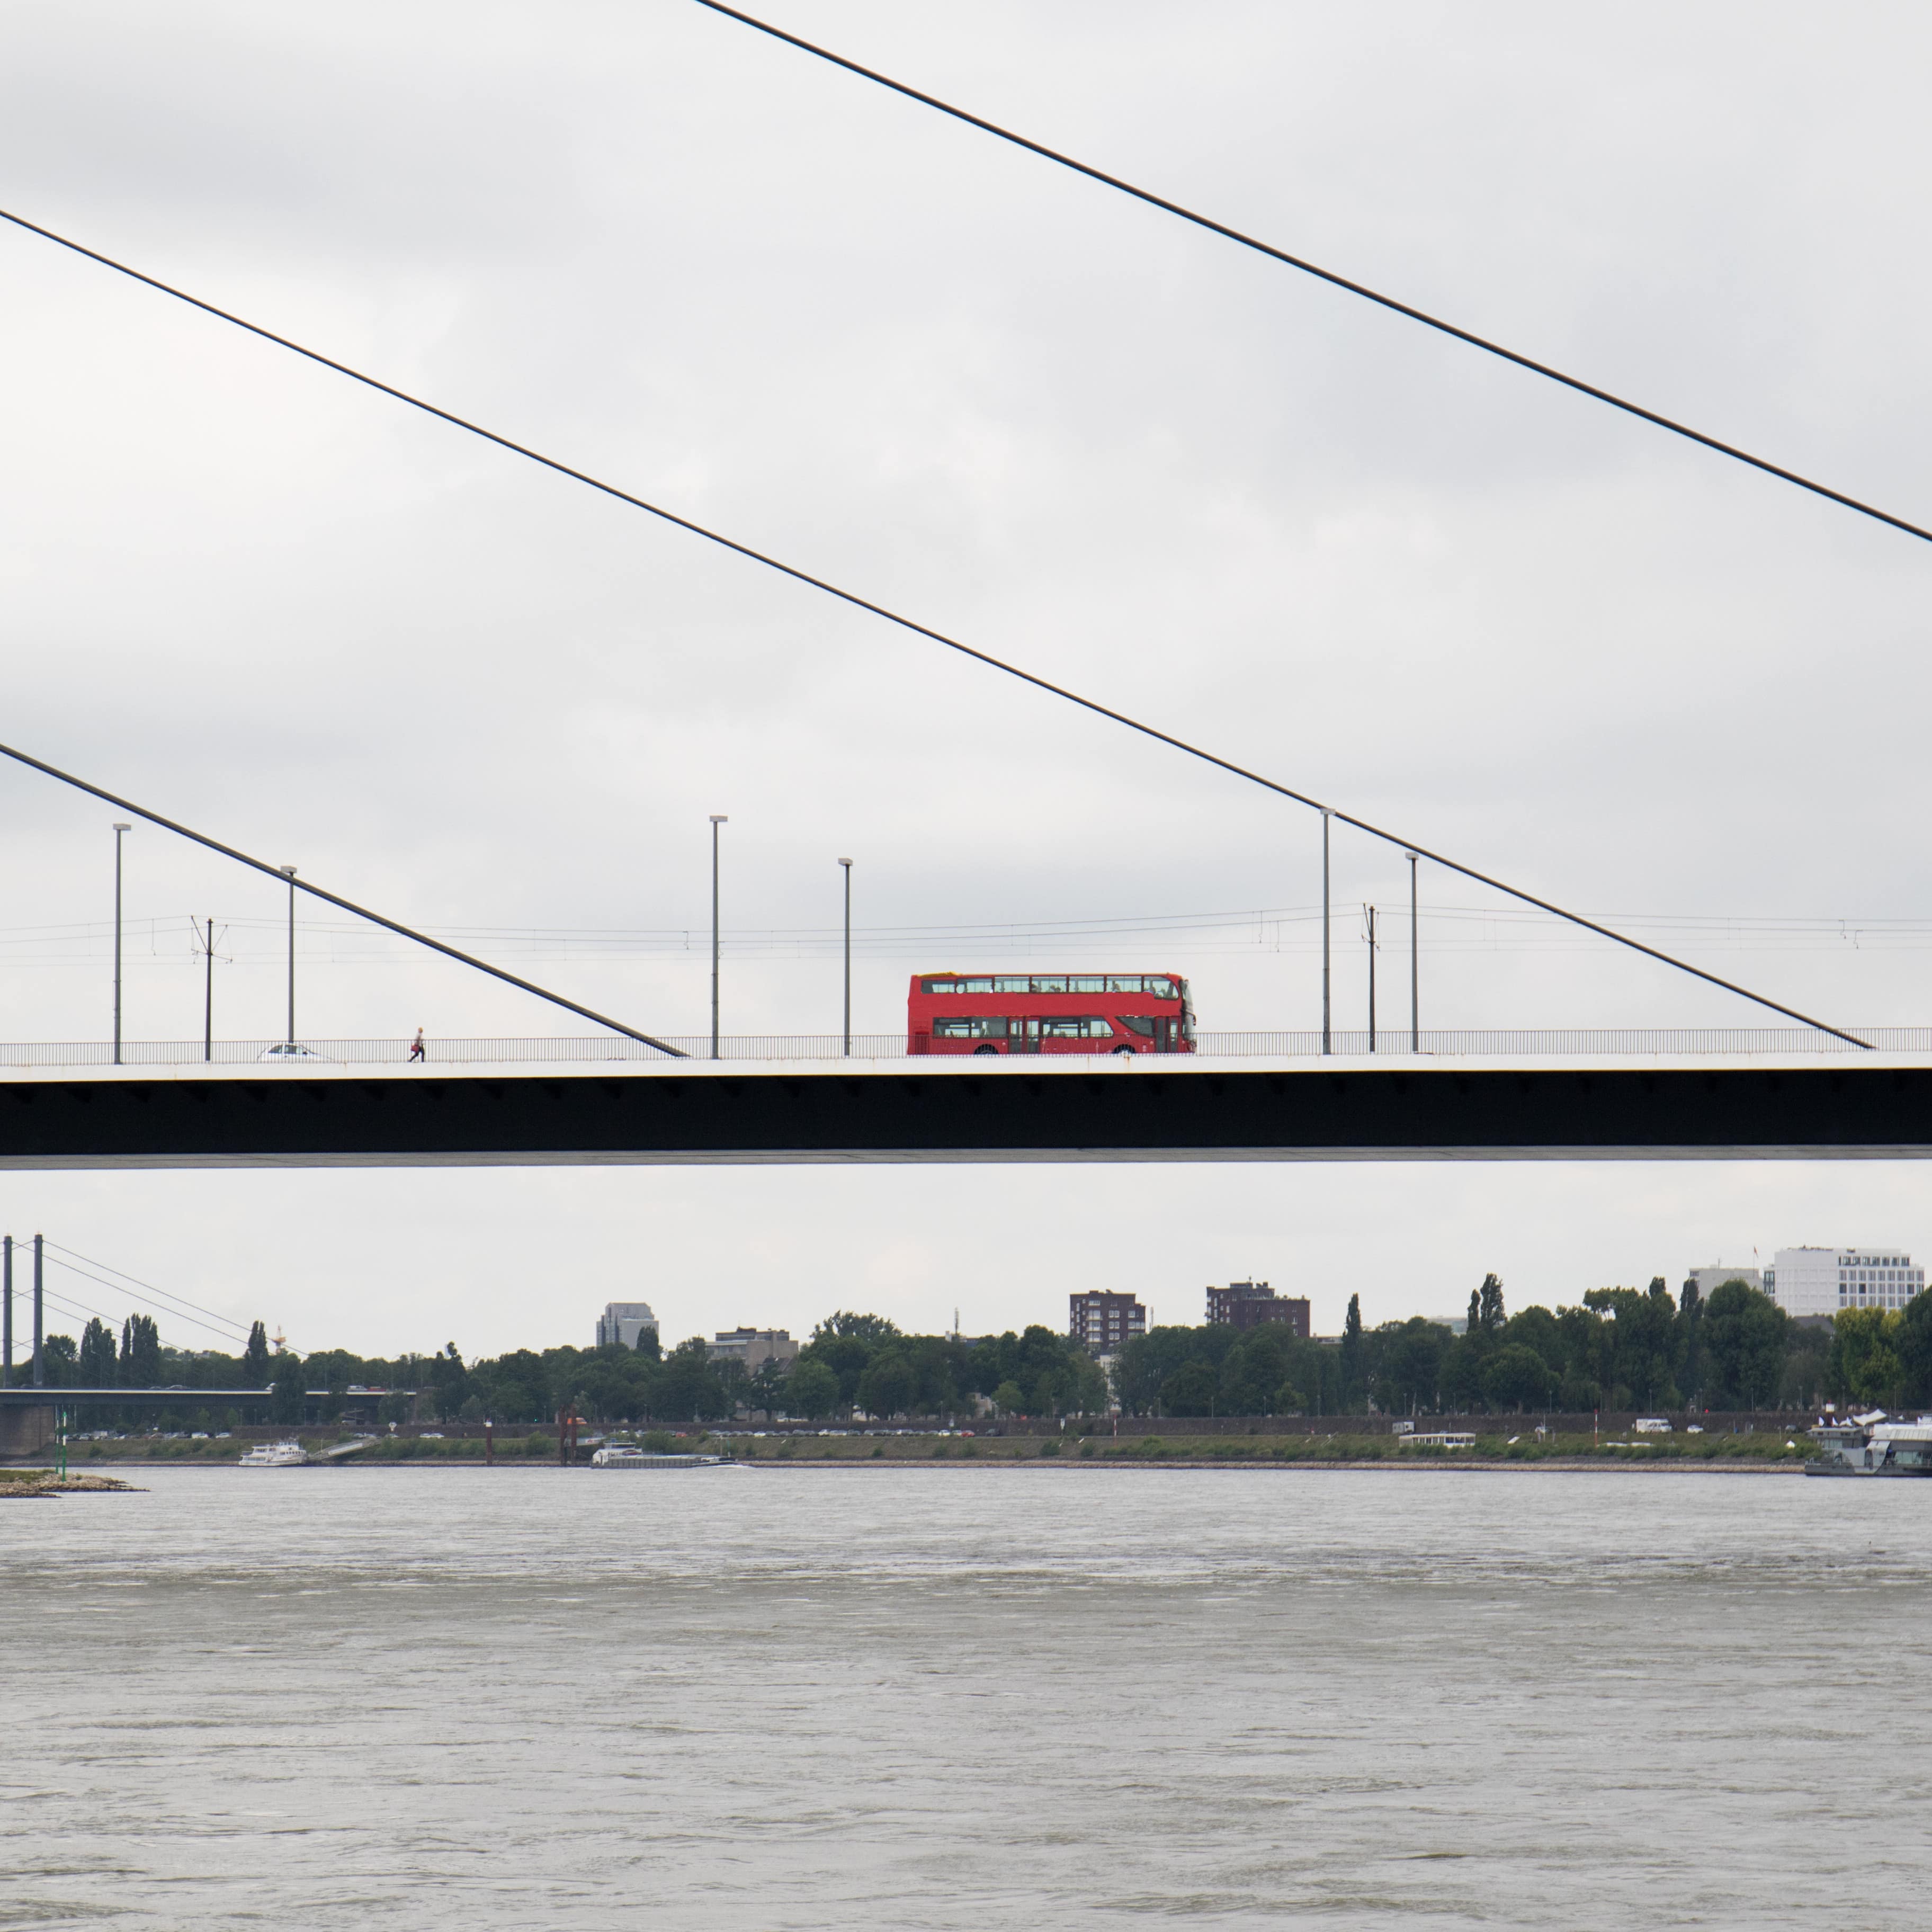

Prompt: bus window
[1145,977,1177,999]
[1032,976,1067,994]
[1106,976,1144,993]
[922,979,958,994]
[1071,976,1106,994]
[994,977,1030,994]
[1116,1015,1155,1037]
[934,1016,1008,1039]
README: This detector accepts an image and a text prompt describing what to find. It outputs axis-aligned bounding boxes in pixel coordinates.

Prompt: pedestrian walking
[408,1026,425,1063]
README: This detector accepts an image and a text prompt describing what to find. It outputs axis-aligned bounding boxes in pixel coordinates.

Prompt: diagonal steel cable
[0,206,1868,1046]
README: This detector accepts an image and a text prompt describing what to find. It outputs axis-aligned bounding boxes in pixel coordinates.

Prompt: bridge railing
[1,1026,1926,1067]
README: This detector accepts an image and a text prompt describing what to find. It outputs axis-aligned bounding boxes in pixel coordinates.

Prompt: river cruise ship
[238,1441,311,1467]
[1806,1414,1932,1477]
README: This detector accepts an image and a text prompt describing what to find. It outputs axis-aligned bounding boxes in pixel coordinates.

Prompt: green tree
[1827,1307,1902,1408]
[241,1320,272,1387]
[40,1333,78,1386]
[1584,1281,1683,1409]
[800,1311,902,1405]
[991,1378,1027,1417]
[1477,1273,1507,1337]
[747,1356,791,1417]
[1700,1280,1787,1409]
[1481,1343,1555,1412]
[270,1350,307,1425]
[785,1357,840,1420]
[857,1348,915,1418]
[654,1338,729,1423]
[1160,1359,1220,1416]
[1552,1303,1613,1409]
[1678,1277,1705,1400]
[78,1317,118,1385]
[428,1343,469,1422]
[1898,1289,1932,1406]
[1338,1293,1365,1410]
[1220,1329,1294,1415]
[1375,1318,1448,1414]
[119,1314,161,1388]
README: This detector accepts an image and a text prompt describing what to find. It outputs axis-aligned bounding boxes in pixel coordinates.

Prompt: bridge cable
[43,1240,253,1340]
[0,740,687,1057]
[40,1254,250,1344]
[0,207,1868,1048]
[688,0,1932,552]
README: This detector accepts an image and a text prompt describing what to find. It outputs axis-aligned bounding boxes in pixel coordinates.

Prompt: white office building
[1767,1248,1923,1319]
[595,1301,659,1349]
[1686,1264,1762,1299]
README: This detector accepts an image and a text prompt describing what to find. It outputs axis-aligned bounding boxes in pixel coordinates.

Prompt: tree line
[29,1275,1932,1428]
[25,1309,1106,1427]
[1115,1275,1932,1416]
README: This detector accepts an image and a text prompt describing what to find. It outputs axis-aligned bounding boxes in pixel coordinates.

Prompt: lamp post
[838,857,853,1056]
[1365,904,1378,1053]
[112,821,131,1064]
[279,866,297,1045]
[2,1233,11,1389]
[1320,810,1332,1056]
[32,1232,43,1390]
[709,816,728,1060]
[1406,850,1420,1052]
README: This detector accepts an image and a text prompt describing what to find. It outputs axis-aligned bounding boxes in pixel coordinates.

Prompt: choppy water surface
[6,1466,1930,1929]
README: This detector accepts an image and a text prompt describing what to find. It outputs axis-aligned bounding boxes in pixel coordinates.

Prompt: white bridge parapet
[0,1025,1924,1072]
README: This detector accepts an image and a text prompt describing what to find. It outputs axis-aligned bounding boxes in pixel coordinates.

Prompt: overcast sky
[4,1,1931,1359]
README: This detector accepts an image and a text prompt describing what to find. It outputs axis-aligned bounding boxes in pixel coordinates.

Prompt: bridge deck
[2,1054,1929,1166]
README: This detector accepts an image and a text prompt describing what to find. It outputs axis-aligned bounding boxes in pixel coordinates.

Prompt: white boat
[238,1441,311,1466]
[589,1446,719,1468]
[1806,1414,1932,1477]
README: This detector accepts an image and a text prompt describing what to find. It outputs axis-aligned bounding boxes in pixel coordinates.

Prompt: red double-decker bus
[908,972,1195,1056]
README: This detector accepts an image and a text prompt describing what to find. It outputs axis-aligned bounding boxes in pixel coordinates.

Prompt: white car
[257,1042,326,1061]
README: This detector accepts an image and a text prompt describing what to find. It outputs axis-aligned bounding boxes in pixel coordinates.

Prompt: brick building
[1069,1291,1147,1354]
[1204,1280,1310,1337]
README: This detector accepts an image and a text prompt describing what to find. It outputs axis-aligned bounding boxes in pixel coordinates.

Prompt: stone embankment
[0,1470,138,1498]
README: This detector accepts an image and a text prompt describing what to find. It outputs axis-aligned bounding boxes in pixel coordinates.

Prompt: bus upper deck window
[1032,977,1067,994]
[1071,976,1106,994]
[1106,976,1144,993]
[1146,977,1176,999]
[994,977,1030,994]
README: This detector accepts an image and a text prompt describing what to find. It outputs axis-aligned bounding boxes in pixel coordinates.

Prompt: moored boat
[589,1446,719,1469]
[238,1441,311,1467]
[1805,1412,1932,1477]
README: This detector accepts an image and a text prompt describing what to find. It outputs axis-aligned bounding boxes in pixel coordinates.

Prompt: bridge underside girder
[0,1062,1928,1166]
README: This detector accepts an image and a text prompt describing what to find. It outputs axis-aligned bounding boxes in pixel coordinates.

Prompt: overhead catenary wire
[0,740,685,1058]
[688,0,1932,553]
[43,1240,253,1339]
[0,208,1867,1049]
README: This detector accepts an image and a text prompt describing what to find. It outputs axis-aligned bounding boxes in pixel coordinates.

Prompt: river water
[6,1465,1929,1928]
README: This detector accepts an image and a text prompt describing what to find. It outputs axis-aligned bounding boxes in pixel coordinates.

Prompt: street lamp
[1320,810,1332,1056]
[1405,850,1420,1053]
[838,857,853,1056]
[279,866,297,1045]
[709,817,728,1060]
[111,822,131,1065]
[1364,904,1378,1053]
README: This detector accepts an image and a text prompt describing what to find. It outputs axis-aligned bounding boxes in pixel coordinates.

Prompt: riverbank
[34,1429,1819,1470]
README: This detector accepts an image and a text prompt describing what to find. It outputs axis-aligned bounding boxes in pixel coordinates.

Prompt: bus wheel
[1111,1044,1136,1055]
[973,1044,999,1056]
